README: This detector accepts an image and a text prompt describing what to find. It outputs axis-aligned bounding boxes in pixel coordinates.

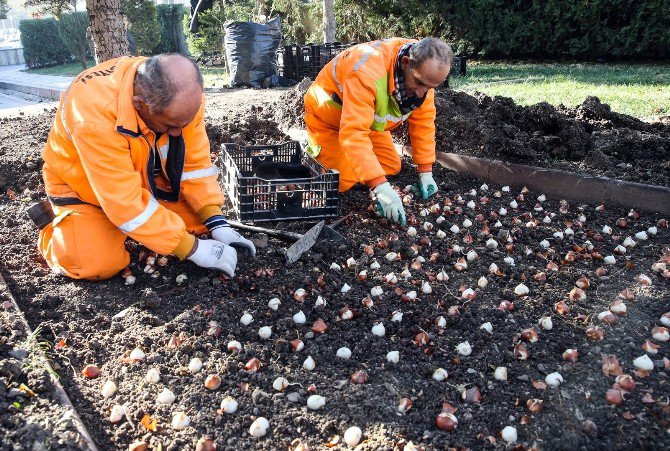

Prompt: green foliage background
[186,0,669,59]
[19,18,72,68]
[56,11,90,69]
[121,0,161,55]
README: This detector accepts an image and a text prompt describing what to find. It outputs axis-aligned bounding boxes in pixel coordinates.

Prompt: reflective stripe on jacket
[303,38,437,184]
[42,56,223,255]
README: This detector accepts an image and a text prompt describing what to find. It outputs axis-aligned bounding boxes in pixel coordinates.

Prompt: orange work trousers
[305,112,401,192]
[38,199,207,281]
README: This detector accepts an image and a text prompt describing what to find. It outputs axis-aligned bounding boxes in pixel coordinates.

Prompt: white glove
[211,225,256,257]
[373,182,407,226]
[187,238,237,277]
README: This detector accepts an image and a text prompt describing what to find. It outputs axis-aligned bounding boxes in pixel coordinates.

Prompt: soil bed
[0,88,669,450]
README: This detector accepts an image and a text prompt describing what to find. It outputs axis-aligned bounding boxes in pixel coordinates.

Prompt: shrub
[19,18,71,68]
[122,0,161,55]
[184,0,254,57]
[56,12,90,70]
[155,4,187,54]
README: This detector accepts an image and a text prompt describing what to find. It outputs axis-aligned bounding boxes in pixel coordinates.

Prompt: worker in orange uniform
[34,53,255,280]
[304,37,452,226]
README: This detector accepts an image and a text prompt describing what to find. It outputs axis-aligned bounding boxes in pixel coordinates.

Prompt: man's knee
[38,207,129,281]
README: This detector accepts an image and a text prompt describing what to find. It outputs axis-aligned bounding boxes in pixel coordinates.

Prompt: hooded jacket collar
[115,57,148,137]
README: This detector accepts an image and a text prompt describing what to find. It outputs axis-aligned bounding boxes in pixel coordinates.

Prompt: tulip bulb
[371,322,386,337]
[386,350,399,363]
[432,368,448,381]
[109,404,126,424]
[171,412,190,430]
[303,356,316,371]
[204,374,221,390]
[494,366,507,381]
[268,298,281,311]
[456,341,472,356]
[306,395,326,410]
[652,326,669,342]
[157,388,176,405]
[336,347,352,359]
[188,357,203,373]
[293,311,306,325]
[101,380,117,399]
[249,417,268,437]
[145,368,160,383]
[545,372,563,387]
[501,426,517,444]
[221,396,238,413]
[273,377,289,391]
[344,426,362,446]
[240,313,254,326]
[435,412,458,431]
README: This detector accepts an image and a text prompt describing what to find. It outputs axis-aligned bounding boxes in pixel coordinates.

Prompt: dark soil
[0,89,669,450]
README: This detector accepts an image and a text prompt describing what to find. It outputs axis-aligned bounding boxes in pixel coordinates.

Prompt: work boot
[27,200,55,230]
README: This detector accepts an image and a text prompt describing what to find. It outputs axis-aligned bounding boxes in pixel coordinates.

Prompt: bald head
[134,53,204,114]
[132,54,204,136]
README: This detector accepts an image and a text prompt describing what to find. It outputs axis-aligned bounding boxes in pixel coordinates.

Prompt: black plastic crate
[277,42,354,81]
[451,55,467,77]
[217,141,340,223]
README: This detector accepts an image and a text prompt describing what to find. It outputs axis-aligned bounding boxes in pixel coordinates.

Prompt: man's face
[401,56,451,99]
[134,89,202,137]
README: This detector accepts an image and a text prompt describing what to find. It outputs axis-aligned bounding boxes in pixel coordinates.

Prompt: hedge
[155,4,187,54]
[358,0,670,59]
[19,18,72,68]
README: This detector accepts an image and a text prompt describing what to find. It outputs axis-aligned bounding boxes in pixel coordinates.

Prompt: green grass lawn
[25,62,230,89]
[450,62,670,119]
[25,60,97,77]
[26,60,669,119]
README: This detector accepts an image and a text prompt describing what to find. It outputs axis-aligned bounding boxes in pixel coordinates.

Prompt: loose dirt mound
[427,92,670,186]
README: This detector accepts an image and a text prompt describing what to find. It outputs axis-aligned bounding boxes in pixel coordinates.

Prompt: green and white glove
[373,182,407,226]
[413,172,439,199]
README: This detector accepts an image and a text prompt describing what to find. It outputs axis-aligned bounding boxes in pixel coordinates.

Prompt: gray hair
[409,37,453,69]
[134,53,204,112]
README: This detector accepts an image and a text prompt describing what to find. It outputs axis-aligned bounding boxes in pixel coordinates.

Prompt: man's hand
[211,226,256,257]
[373,182,407,226]
[413,172,438,199]
[187,238,237,277]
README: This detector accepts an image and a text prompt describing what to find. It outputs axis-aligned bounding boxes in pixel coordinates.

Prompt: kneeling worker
[32,53,254,280]
[304,37,452,226]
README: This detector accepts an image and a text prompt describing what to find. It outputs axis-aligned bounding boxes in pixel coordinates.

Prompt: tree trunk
[255,0,269,21]
[322,0,336,43]
[86,0,129,64]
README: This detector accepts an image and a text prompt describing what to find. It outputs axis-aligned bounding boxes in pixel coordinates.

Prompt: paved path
[0,64,72,111]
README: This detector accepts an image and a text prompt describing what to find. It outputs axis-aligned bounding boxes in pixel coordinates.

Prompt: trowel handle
[227,220,303,242]
[329,213,353,229]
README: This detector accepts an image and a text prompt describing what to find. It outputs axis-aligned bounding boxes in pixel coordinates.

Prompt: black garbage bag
[224,16,282,88]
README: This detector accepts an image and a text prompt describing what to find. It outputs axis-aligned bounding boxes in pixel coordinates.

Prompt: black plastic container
[217,141,340,223]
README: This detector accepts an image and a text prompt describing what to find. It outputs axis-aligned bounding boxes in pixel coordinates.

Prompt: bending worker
[35,53,254,280]
[304,37,452,226]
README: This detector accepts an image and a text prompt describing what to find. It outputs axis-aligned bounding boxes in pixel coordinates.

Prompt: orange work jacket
[42,56,223,256]
[304,38,437,184]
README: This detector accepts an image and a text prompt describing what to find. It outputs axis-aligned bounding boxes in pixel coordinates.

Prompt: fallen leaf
[19,384,36,397]
[140,414,158,431]
[324,435,340,447]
